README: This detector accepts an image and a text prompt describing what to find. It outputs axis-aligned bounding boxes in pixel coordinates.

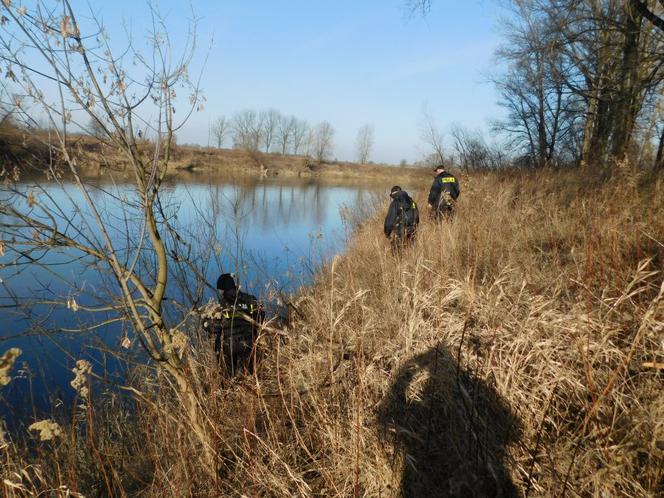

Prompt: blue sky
[81,0,506,163]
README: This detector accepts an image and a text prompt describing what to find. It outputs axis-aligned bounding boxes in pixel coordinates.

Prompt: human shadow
[377,344,521,497]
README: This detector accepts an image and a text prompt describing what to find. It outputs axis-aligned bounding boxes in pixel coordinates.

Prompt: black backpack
[395,195,418,234]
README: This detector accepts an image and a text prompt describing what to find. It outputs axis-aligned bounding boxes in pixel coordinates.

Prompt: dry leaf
[59,15,70,37]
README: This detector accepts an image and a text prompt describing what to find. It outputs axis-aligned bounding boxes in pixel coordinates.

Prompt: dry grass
[1,166,663,497]
[10,131,429,183]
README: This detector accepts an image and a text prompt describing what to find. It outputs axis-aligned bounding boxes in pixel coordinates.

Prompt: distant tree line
[418,109,509,172]
[493,0,664,171]
[211,109,338,162]
[211,110,380,164]
[410,0,664,172]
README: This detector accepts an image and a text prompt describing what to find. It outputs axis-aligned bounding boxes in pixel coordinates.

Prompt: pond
[0,174,387,424]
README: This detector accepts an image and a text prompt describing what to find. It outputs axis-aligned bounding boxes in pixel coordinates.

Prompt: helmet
[216,273,236,292]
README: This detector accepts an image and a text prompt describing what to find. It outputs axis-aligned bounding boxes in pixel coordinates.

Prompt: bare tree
[655,126,664,171]
[653,94,664,171]
[312,121,335,162]
[291,119,309,155]
[419,0,664,170]
[450,124,492,171]
[631,0,664,33]
[230,109,311,155]
[355,124,374,164]
[498,0,664,168]
[405,0,431,16]
[260,108,281,153]
[492,0,585,168]
[87,116,108,140]
[420,108,445,165]
[211,116,229,148]
[276,114,296,155]
[231,109,262,151]
[0,0,216,471]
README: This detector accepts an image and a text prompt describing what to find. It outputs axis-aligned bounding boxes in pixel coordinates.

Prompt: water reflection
[0,175,383,421]
[167,177,379,292]
[186,176,373,231]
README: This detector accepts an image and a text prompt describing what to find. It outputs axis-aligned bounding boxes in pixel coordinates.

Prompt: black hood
[392,190,411,203]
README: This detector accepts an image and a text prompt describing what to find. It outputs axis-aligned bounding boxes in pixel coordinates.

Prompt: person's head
[433,164,446,174]
[216,273,237,295]
[390,185,402,198]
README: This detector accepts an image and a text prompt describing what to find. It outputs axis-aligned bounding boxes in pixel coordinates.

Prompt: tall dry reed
[1,166,662,497]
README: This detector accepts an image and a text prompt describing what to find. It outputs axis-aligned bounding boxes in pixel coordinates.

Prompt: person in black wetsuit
[384,186,420,252]
[427,164,460,220]
[202,273,264,375]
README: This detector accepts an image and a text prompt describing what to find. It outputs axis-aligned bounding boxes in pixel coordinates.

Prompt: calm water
[0,175,383,423]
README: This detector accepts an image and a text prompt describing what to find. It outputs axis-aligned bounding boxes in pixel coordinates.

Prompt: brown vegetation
[0,127,427,183]
[0,122,51,173]
[1,166,663,497]
[132,142,427,182]
[165,144,426,181]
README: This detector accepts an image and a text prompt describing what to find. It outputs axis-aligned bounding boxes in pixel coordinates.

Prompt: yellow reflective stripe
[412,202,417,209]
[441,177,456,183]
[222,309,254,321]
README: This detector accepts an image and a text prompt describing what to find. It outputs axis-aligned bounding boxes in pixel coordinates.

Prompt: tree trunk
[581,86,598,168]
[611,5,644,161]
[588,91,612,168]
[547,86,563,163]
[536,54,548,168]
[655,125,664,172]
[584,14,620,170]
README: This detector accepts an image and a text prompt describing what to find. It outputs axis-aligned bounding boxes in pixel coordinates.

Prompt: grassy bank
[0,127,428,183]
[2,166,663,497]
[165,144,428,182]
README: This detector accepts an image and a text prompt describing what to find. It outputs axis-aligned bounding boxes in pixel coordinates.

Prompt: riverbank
[2,166,662,496]
[1,129,429,183]
[236,164,663,496]
[166,144,429,181]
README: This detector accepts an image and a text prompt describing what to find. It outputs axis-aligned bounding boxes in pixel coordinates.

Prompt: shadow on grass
[378,344,521,497]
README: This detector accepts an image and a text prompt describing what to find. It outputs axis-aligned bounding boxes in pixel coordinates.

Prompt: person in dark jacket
[202,273,264,375]
[384,186,419,252]
[427,164,460,220]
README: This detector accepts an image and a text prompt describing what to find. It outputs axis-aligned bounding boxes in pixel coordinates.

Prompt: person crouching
[384,186,419,253]
[202,273,264,376]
